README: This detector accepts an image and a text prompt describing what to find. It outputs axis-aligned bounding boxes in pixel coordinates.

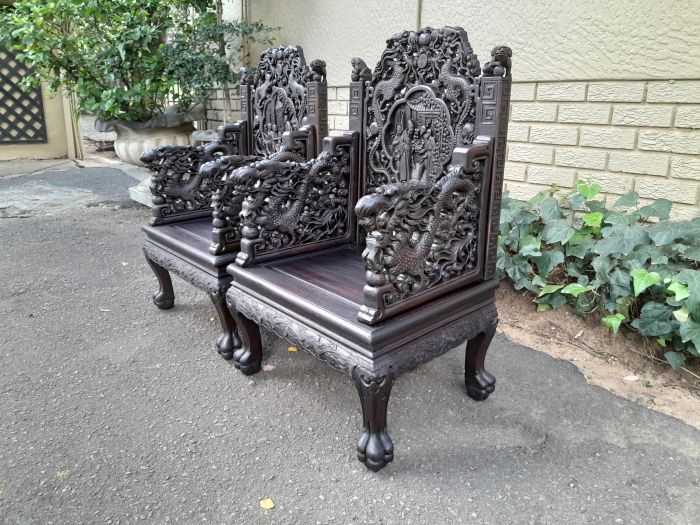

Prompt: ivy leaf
[609,268,632,298]
[679,246,700,262]
[673,305,689,323]
[676,270,700,318]
[566,240,595,259]
[542,219,575,245]
[602,313,625,334]
[560,283,595,298]
[612,192,639,208]
[532,274,547,288]
[533,249,565,276]
[647,221,691,246]
[538,284,565,297]
[637,199,672,219]
[604,212,633,226]
[576,180,602,200]
[538,197,563,221]
[519,235,542,256]
[594,225,649,257]
[667,282,689,302]
[679,318,700,350]
[664,351,686,370]
[535,292,567,310]
[505,255,533,282]
[630,268,662,296]
[632,302,674,337]
[581,212,604,227]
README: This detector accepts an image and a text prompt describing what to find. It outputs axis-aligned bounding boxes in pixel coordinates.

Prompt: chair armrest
[141,121,248,225]
[231,132,360,267]
[355,138,493,324]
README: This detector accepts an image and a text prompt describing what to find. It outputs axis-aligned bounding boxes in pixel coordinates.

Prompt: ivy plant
[0,0,275,121]
[497,180,700,370]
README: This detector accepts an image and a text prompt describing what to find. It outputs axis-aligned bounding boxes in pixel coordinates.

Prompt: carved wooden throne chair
[219,27,511,471]
[140,45,328,360]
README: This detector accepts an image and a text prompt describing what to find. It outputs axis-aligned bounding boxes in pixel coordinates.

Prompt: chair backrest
[240,45,328,159]
[354,27,482,195]
[350,27,512,323]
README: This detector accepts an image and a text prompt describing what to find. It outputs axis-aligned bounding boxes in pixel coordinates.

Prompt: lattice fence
[0,47,48,144]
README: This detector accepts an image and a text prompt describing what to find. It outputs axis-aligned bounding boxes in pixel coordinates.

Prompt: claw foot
[357,428,394,472]
[466,368,496,401]
[216,330,240,360]
[153,290,174,310]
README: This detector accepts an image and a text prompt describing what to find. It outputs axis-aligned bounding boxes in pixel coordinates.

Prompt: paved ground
[0,166,699,524]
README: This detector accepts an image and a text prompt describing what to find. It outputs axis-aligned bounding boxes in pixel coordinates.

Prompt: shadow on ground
[1,168,698,524]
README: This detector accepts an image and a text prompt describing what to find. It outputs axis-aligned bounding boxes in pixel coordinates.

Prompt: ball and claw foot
[357,428,394,472]
[232,346,262,375]
[152,290,174,310]
[216,331,241,361]
[466,368,496,401]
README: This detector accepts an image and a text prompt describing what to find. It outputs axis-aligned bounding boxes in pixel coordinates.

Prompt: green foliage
[498,183,700,369]
[0,0,275,121]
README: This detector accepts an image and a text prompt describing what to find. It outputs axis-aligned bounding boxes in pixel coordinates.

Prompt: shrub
[0,0,275,121]
[497,180,700,370]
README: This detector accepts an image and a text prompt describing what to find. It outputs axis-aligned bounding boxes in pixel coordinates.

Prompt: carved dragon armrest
[201,140,311,255]
[355,138,493,324]
[228,132,359,266]
[141,121,250,225]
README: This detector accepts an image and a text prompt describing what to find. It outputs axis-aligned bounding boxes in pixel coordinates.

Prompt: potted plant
[0,0,274,165]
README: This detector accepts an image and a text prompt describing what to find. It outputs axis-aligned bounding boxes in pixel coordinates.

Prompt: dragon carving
[143,144,223,220]
[356,164,481,304]
[233,149,350,251]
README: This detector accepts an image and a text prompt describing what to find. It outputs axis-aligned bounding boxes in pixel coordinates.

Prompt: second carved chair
[140,45,328,359]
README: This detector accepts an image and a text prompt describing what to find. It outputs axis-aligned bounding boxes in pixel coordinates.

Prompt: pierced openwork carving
[205,148,305,255]
[251,46,322,156]
[365,26,481,190]
[141,122,245,224]
[234,142,352,259]
[356,142,490,317]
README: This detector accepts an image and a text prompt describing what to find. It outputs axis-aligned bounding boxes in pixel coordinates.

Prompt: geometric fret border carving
[0,47,48,144]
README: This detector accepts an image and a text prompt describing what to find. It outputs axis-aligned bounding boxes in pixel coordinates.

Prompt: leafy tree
[0,0,275,121]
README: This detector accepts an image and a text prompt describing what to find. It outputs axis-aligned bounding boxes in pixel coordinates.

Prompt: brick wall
[208,80,700,219]
[205,88,241,128]
[502,80,700,219]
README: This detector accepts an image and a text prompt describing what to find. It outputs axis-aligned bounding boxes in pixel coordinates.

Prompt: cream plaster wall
[215,0,700,215]
[248,0,417,86]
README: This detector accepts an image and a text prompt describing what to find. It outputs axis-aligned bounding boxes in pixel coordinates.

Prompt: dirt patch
[496,282,700,429]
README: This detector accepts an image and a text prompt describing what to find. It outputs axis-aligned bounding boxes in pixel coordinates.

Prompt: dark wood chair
[141,45,328,359]
[217,27,511,471]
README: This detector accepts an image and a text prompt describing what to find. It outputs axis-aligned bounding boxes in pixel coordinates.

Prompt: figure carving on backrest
[365,26,481,191]
[251,46,311,157]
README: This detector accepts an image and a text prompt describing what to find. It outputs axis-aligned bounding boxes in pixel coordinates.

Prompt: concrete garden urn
[95,105,204,166]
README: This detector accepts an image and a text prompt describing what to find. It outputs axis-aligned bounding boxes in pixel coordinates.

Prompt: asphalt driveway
[0,166,698,524]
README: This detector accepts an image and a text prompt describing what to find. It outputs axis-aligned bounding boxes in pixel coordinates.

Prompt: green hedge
[497,180,700,370]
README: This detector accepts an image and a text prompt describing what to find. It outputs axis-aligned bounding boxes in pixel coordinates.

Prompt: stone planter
[95,105,203,166]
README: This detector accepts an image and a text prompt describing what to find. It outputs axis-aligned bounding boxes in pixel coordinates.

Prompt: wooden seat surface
[143,218,236,278]
[228,245,497,358]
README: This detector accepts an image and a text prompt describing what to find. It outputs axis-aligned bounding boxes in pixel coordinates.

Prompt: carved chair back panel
[364,26,481,193]
[248,46,313,157]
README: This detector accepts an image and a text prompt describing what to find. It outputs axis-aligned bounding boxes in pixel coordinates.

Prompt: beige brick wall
[504,80,700,219]
[207,80,700,220]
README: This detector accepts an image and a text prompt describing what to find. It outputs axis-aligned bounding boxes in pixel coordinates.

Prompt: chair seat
[143,218,237,278]
[228,244,498,358]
